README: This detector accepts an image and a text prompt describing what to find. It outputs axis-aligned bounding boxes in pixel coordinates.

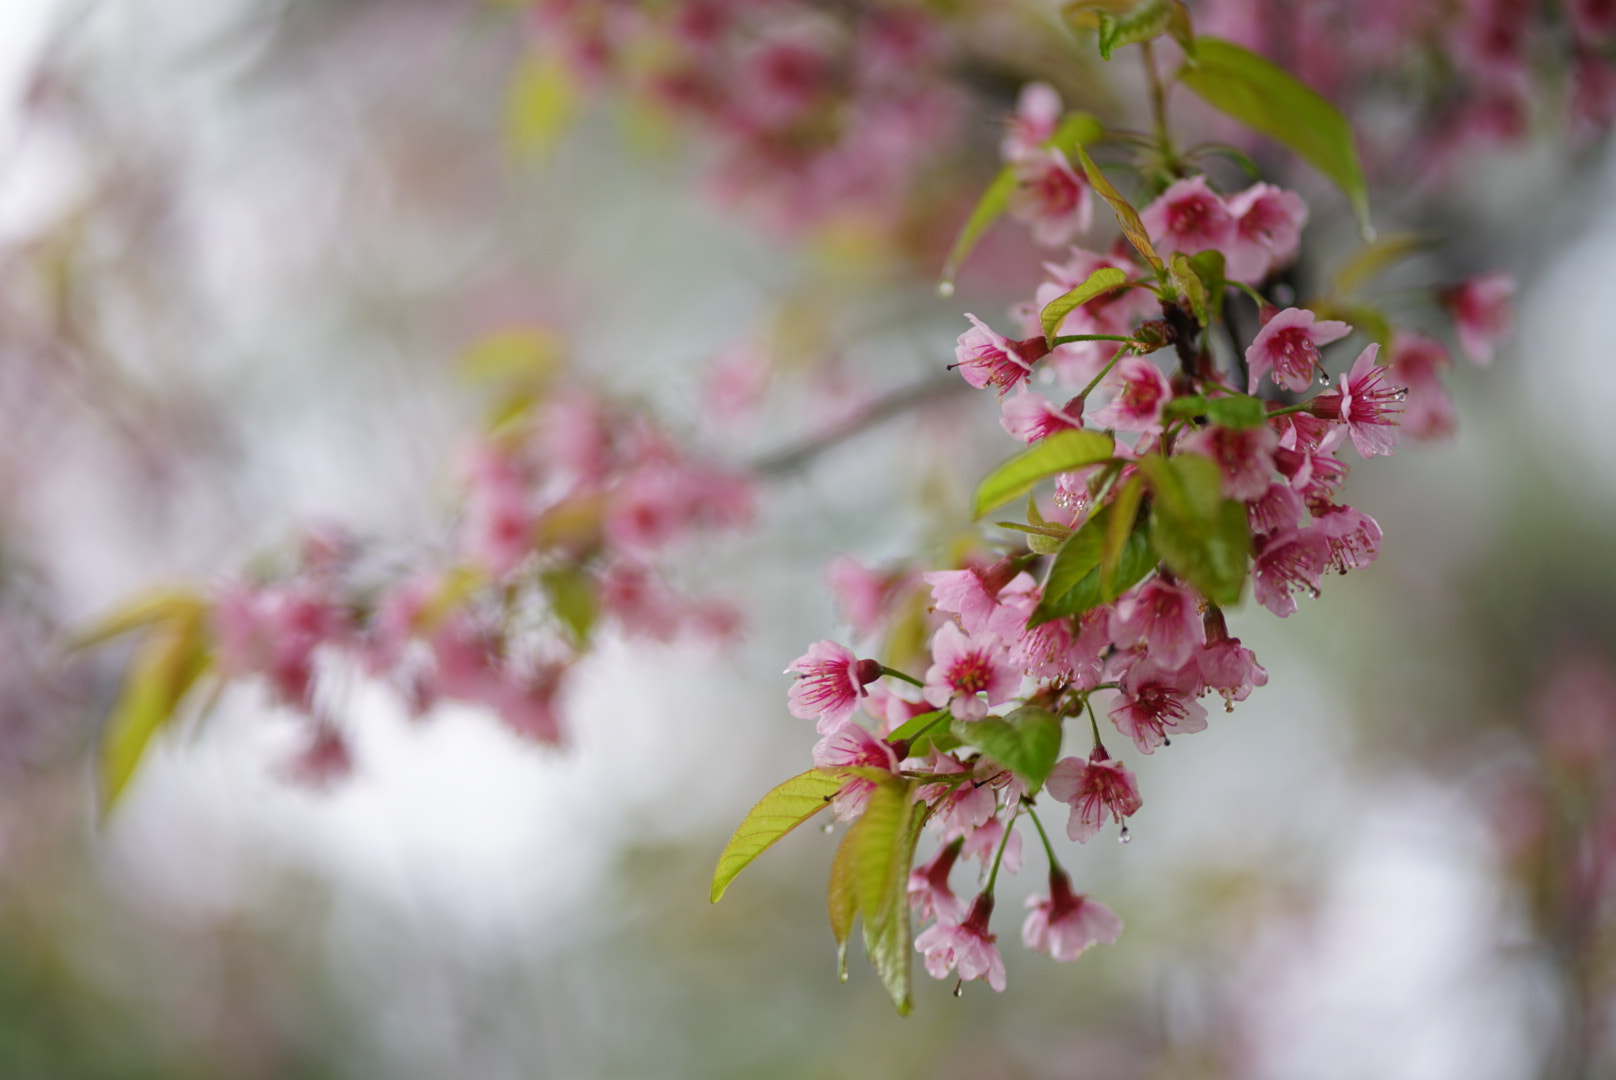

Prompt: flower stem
[983,802,1021,895]
[1076,348,1130,401]
[1049,333,1136,347]
[879,665,925,689]
[1025,804,1061,868]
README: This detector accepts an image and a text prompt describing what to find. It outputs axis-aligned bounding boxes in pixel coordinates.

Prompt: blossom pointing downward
[1245,307,1352,393]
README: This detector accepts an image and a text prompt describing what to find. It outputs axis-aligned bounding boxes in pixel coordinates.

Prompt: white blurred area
[2,3,1614,1079]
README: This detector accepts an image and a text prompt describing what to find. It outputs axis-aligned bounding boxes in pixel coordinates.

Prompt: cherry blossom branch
[747,373,970,478]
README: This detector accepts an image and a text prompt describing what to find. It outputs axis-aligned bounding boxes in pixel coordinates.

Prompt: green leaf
[1073,146,1165,276]
[1331,233,1437,297]
[885,709,960,757]
[1031,501,1156,624]
[1164,392,1267,429]
[1040,267,1131,345]
[711,769,845,903]
[951,706,1063,792]
[1064,0,1195,59]
[827,827,859,982]
[850,775,925,1015]
[540,566,596,646]
[995,520,1072,556]
[1169,253,1209,329]
[940,112,1105,291]
[1137,453,1250,605]
[1311,298,1391,347]
[99,611,211,817]
[1102,474,1144,594]
[70,587,206,651]
[972,429,1115,519]
[1178,37,1371,237]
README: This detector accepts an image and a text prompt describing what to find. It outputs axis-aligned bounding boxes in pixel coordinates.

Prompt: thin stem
[1141,40,1177,171]
[1049,333,1136,346]
[1088,699,1104,750]
[983,801,1021,895]
[1264,402,1314,418]
[1025,803,1061,867]
[748,373,968,477]
[1077,347,1131,401]
[879,665,925,689]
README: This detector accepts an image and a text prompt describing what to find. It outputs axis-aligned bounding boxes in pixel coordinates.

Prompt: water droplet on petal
[1393,388,1409,401]
[1118,825,1132,844]
[1317,372,1332,386]
[938,280,956,298]
[953,980,964,997]
[823,823,835,834]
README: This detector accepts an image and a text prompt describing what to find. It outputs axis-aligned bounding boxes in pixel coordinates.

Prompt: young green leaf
[69,588,207,651]
[1178,37,1372,237]
[940,112,1105,290]
[951,706,1063,792]
[885,709,961,757]
[973,430,1115,519]
[540,566,597,646]
[1032,502,1156,624]
[1331,233,1436,297]
[711,769,846,903]
[1102,474,1144,594]
[1064,0,1195,59]
[99,612,211,817]
[1073,145,1165,276]
[827,827,859,982]
[1040,266,1130,344]
[1137,453,1249,605]
[1169,253,1209,329]
[1165,392,1267,429]
[850,775,924,1015]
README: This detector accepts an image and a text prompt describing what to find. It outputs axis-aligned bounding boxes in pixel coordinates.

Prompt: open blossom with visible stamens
[786,640,880,732]
[1251,525,1331,617]
[1007,147,1092,246]
[1440,272,1514,366]
[1022,868,1123,961]
[1087,356,1172,434]
[953,315,1048,393]
[1046,750,1143,842]
[924,560,1030,637]
[923,623,1017,721]
[915,892,1006,992]
[1108,658,1208,754]
[1245,307,1353,393]
[1309,344,1405,458]
[1247,481,1304,537]
[1140,175,1235,258]
[1314,504,1383,571]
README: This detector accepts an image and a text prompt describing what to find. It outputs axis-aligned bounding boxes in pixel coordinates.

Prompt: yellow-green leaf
[1041,266,1131,344]
[827,827,859,982]
[952,706,1063,791]
[850,775,923,1015]
[1178,37,1371,237]
[940,112,1105,291]
[973,430,1115,519]
[69,588,206,651]
[99,612,211,817]
[1137,453,1248,605]
[711,769,845,903]
[1102,474,1144,594]
[540,566,596,646]
[1073,145,1164,276]
[1331,233,1437,297]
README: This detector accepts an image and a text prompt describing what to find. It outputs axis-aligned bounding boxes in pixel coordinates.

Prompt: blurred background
[2,1,1616,1077]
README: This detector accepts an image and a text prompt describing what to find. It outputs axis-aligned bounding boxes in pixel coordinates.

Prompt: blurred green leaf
[1164,392,1267,429]
[940,112,1105,290]
[951,706,1063,792]
[1170,252,1209,328]
[1178,38,1371,236]
[710,769,845,902]
[540,566,596,646]
[1041,266,1130,344]
[505,53,577,159]
[973,430,1115,519]
[1064,0,1195,59]
[850,775,924,1015]
[1331,233,1436,296]
[99,611,211,817]
[1138,453,1249,604]
[70,587,206,651]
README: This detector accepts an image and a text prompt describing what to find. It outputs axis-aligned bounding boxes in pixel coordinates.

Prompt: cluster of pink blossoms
[523,0,965,233]
[212,377,753,782]
[769,76,1511,996]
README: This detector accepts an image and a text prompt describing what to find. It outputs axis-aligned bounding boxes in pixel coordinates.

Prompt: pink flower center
[949,651,994,694]
[1270,326,1319,383]
[1166,195,1213,240]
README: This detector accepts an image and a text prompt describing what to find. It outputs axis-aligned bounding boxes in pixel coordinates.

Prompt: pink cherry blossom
[961,812,1023,873]
[1314,504,1383,572]
[908,839,967,924]
[786,639,880,732]
[826,555,894,640]
[1046,750,1143,842]
[1000,81,1061,160]
[952,315,1048,394]
[1251,524,1331,617]
[1108,577,1206,672]
[463,444,535,578]
[1245,307,1353,393]
[1196,605,1268,709]
[999,390,1083,444]
[1036,247,1156,384]
[1007,147,1092,246]
[1247,481,1305,537]
[915,892,1006,992]
[1223,182,1308,284]
[1087,356,1172,433]
[1309,343,1405,458]
[1022,869,1123,961]
[1388,331,1455,440]
[1139,175,1235,259]
[1440,272,1514,366]
[280,722,354,788]
[1108,658,1208,754]
[812,720,901,822]
[923,623,1017,721]
[1179,424,1279,501]
[923,560,1028,638]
